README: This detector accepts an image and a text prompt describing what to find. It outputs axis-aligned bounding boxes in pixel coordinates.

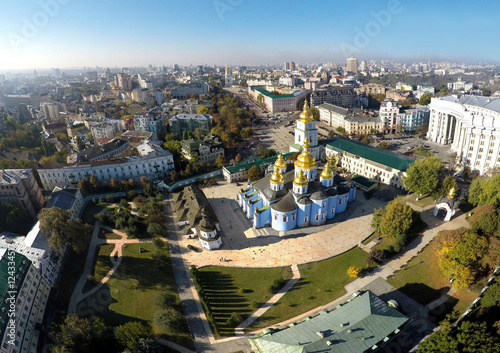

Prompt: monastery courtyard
[180,179,387,268]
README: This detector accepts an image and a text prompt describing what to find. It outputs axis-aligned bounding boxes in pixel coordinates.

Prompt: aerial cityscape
[1,1,500,353]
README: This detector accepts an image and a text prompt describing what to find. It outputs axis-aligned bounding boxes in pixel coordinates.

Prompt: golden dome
[320,162,334,180]
[299,100,313,123]
[326,154,337,170]
[293,169,308,186]
[270,168,284,185]
[294,138,317,170]
[448,187,456,199]
[274,153,287,170]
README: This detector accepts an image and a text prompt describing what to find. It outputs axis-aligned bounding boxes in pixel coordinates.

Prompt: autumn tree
[197,105,209,114]
[215,154,228,168]
[38,207,92,253]
[89,174,100,193]
[114,321,153,352]
[403,157,444,200]
[247,165,263,182]
[469,204,498,235]
[109,177,120,191]
[418,93,432,106]
[468,174,500,207]
[235,153,242,162]
[377,197,414,239]
[78,178,91,196]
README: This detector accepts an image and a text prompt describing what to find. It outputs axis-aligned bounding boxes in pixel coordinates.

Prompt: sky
[1,0,499,70]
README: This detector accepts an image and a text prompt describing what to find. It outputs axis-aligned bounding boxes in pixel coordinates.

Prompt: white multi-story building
[347,57,358,75]
[0,170,43,220]
[379,98,400,133]
[224,65,233,87]
[0,224,60,353]
[447,81,474,92]
[133,113,165,141]
[427,95,500,174]
[248,86,309,113]
[37,149,175,190]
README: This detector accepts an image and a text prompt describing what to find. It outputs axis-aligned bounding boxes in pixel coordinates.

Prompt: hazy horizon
[1,0,499,71]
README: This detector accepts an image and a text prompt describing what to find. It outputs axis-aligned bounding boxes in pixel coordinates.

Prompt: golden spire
[293,169,308,186]
[270,167,284,185]
[299,99,313,123]
[274,153,287,170]
[448,187,456,199]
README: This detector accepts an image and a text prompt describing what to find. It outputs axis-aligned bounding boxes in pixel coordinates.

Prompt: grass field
[83,244,115,293]
[97,227,122,240]
[198,266,293,337]
[387,239,479,322]
[406,194,436,208]
[247,247,370,331]
[77,243,193,349]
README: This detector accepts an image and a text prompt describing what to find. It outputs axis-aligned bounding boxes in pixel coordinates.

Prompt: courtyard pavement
[181,180,386,268]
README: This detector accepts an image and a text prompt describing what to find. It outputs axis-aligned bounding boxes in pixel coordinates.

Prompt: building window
[331,207,335,213]
[274,214,278,220]
[338,199,342,205]
[304,216,308,223]
[315,214,319,220]
[292,213,296,221]
[283,215,288,222]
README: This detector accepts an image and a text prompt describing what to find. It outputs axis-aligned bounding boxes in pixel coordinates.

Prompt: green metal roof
[251,86,295,99]
[224,152,295,174]
[249,291,410,353]
[0,250,31,341]
[352,175,376,188]
[326,137,415,171]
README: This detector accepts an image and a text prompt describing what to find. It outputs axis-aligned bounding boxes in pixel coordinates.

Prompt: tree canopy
[468,174,500,207]
[403,157,444,199]
[38,207,92,253]
[0,202,25,233]
[114,321,153,352]
[247,165,263,182]
[373,196,414,239]
[418,93,432,106]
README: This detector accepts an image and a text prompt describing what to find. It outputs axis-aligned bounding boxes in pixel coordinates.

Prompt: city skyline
[1,0,499,71]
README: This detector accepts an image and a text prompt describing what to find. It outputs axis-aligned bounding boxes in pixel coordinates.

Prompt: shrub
[347,266,361,278]
[155,291,178,310]
[469,204,498,235]
[154,308,186,333]
[226,312,242,327]
[268,276,285,294]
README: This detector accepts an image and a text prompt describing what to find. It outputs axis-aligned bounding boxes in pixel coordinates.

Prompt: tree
[247,165,263,182]
[215,154,227,168]
[235,153,242,162]
[327,129,335,138]
[259,148,276,159]
[109,177,120,191]
[52,315,113,353]
[147,223,165,238]
[347,266,361,278]
[308,107,319,121]
[370,207,385,232]
[38,207,92,253]
[378,142,390,150]
[416,327,458,353]
[481,282,500,307]
[155,291,178,310]
[482,87,492,97]
[377,197,414,239]
[469,204,498,234]
[154,308,186,333]
[0,202,24,233]
[193,127,204,140]
[140,176,150,186]
[418,93,432,106]
[436,175,458,199]
[89,174,100,193]
[196,105,209,114]
[115,321,153,352]
[468,174,500,207]
[403,157,444,199]
[226,312,242,327]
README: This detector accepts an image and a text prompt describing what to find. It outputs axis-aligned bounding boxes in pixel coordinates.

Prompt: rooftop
[0,169,32,185]
[437,94,500,113]
[326,137,415,172]
[250,291,410,353]
[224,152,295,174]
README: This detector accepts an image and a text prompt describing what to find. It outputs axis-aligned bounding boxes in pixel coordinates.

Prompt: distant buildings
[283,61,296,71]
[224,65,233,87]
[0,169,43,219]
[169,81,210,99]
[447,80,473,92]
[133,112,166,140]
[248,86,309,113]
[40,102,63,122]
[309,85,355,108]
[398,107,430,132]
[318,103,385,135]
[181,135,224,164]
[169,114,212,136]
[427,95,500,174]
[347,57,358,75]
[76,139,129,162]
[37,149,174,190]
[115,73,133,91]
[45,186,84,221]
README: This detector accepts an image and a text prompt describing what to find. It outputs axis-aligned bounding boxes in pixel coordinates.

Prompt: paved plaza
[180,179,386,268]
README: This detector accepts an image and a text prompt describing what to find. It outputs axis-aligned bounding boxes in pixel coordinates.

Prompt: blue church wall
[271,209,298,231]
[336,192,349,213]
[348,186,356,202]
[254,207,271,228]
[296,202,311,227]
[327,195,339,219]
[247,197,263,219]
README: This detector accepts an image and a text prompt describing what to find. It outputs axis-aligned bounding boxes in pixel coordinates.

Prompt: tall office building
[347,57,358,75]
[115,73,133,91]
[284,61,296,71]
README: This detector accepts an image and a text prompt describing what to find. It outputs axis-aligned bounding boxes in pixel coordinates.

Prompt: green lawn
[387,238,479,322]
[97,227,122,240]
[406,194,435,208]
[81,204,105,224]
[83,244,115,293]
[247,247,370,331]
[76,243,194,350]
[198,266,293,337]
